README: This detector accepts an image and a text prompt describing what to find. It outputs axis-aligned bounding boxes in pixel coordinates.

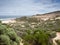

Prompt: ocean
[0,16,21,21]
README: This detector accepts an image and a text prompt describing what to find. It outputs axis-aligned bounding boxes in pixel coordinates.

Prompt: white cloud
[0,0,60,16]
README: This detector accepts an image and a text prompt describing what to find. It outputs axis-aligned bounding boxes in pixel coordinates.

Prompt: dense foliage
[15,16,60,31]
[12,16,60,45]
[1,16,60,45]
[0,23,20,45]
[22,29,56,45]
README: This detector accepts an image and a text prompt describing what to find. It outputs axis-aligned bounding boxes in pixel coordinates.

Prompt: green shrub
[23,30,53,45]
[10,40,17,45]
[0,25,7,34]
[0,24,20,45]
[0,35,11,45]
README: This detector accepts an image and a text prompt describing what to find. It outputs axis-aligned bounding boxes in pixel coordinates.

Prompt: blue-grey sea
[0,16,21,21]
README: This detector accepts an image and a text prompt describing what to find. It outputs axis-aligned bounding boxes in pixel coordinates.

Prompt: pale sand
[20,38,24,45]
[2,19,16,24]
[52,32,60,45]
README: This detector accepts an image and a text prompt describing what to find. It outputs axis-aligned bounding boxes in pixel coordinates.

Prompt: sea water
[0,15,20,21]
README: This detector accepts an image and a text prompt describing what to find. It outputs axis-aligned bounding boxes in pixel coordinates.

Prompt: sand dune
[2,19,16,24]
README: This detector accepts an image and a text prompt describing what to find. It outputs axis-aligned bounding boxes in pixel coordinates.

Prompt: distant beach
[0,16,21,21]
[0,16,20,23]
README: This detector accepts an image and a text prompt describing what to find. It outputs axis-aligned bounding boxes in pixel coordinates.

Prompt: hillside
[33,11,60,21]
[1,11,60,45]
[13,11,60,35]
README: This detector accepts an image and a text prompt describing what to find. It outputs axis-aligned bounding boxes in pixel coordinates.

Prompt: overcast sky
[0,0,60,16]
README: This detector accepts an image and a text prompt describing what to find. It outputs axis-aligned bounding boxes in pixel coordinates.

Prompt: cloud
[0,0,60,16]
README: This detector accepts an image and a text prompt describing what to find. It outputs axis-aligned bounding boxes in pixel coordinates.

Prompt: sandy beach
[1,19,16,24]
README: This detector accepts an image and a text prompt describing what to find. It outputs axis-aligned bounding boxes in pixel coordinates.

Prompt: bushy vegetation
[1,15,60,45]
[15,16,39,23]
[15,16,60,31]
[11,16,60,45]
[0,23,20,45]
[22,29,56,45]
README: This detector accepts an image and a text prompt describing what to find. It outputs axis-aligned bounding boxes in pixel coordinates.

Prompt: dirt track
[52,32,60,45]
[20,39,23,45]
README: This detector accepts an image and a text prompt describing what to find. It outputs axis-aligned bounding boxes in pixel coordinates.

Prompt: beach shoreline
[0,18,16,24]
